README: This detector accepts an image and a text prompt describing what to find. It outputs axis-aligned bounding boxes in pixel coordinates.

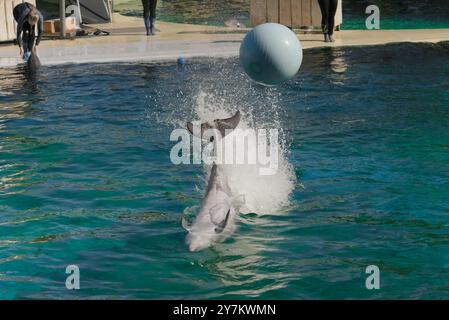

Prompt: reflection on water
[0,101,29,129]
[203,215,292,297]
[0,68,42,197]
[329,48,348,86]
[0,68,28,97]
[0,164,32,196]
[0,67,42,99]
[330,48,348,74]
[1,71,26,195]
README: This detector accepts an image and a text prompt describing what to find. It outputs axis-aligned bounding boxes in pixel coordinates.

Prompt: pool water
[115,0,250,27]
[116,0,449,29]
[1,42,449,299]
[342,0,449,30]
[37,0,449,29]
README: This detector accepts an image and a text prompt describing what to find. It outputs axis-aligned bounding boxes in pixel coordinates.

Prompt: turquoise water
[342,0,449,30]
[1,42,449,299]
[114,0,250,27]
[343,17,449,30]
[37,0,449,29]
[115,0,449,29]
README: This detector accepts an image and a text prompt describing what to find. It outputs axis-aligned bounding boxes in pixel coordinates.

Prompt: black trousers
[22,22,36,52]
[13,6,35,51]
[141,0,157,20]
[317,0,338,35]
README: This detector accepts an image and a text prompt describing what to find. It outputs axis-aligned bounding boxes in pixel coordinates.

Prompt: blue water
[1,42,449,299]
[342,0,449,29]
[39,0,449,29]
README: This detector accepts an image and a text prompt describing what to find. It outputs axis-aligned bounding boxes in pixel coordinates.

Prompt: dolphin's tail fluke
[187,110,241,140]
[214,111,241,137]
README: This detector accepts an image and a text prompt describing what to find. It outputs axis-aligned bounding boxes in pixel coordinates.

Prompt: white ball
[240,23,303,86]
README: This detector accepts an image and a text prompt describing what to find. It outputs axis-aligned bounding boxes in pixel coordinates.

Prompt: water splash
[191,91,296,215]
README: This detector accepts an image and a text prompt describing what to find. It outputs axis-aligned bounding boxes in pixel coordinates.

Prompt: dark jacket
[13,3,44,48]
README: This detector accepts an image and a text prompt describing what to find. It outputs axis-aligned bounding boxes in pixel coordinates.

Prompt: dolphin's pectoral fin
[181,216,192,232]
[214,209,231,233]
[215,111,241,137]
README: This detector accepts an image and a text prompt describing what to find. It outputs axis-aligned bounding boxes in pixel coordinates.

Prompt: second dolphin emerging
[26,48,41,72]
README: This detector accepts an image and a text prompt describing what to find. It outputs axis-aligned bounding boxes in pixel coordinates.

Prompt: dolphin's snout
[188,241,209,252]
[186,230,214,252]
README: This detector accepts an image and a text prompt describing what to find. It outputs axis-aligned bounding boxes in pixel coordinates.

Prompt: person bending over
[141,0,158,36]
[13,2,43,60]
[317,0,338,42]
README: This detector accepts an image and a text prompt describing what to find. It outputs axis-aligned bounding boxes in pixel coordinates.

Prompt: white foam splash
[149,81,297,216]
[192,91,296,215]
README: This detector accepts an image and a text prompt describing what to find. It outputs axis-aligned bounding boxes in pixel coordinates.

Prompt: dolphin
[182,111,242,251]
[26,47,41,72]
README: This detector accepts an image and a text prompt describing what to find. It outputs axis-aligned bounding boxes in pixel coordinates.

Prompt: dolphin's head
[183,203,236,252]
[27,51,41,73]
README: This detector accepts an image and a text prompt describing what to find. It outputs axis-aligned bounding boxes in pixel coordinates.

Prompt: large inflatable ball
[240,23,303,86]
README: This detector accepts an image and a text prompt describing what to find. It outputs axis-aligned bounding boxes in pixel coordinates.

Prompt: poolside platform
[0,13,449,68]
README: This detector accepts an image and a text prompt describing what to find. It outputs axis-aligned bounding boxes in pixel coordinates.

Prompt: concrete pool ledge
[1,14,449,67]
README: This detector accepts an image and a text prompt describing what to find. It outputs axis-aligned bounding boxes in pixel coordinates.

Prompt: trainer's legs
[328,0,338,36]
[317,0,330,34]
[27,26,36,52]
[149,0,157,35]
[149,0,157,20]
[22,23,31,55]
[141,0,150,35]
